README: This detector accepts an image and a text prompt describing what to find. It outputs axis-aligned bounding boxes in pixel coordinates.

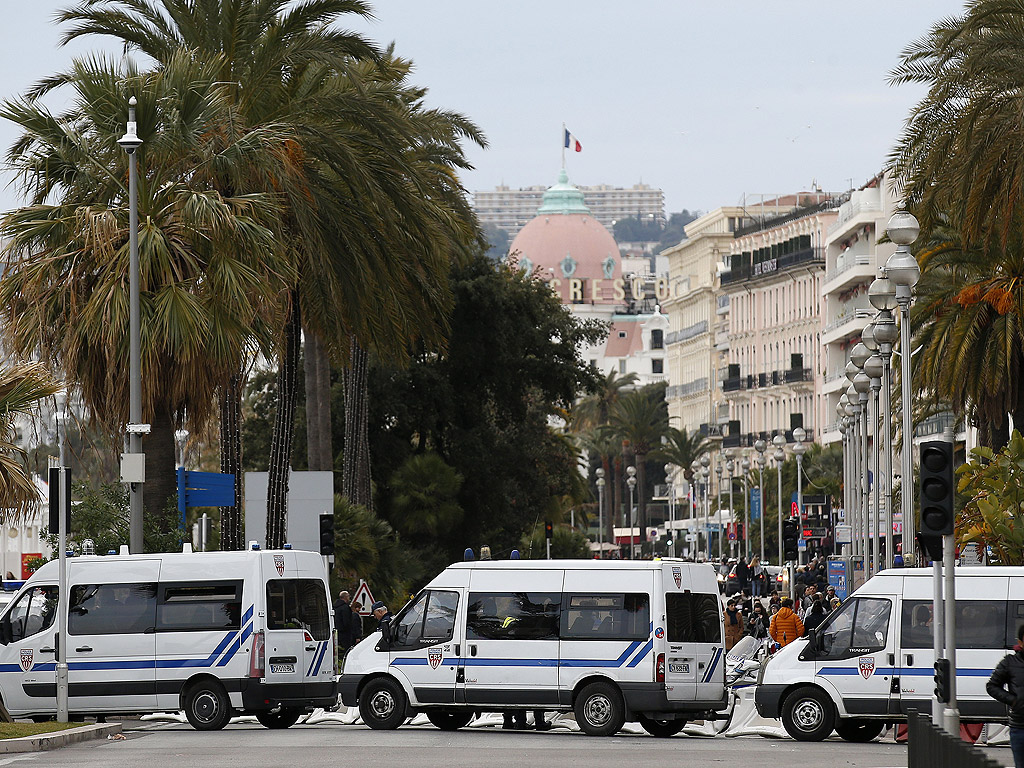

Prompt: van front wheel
[184,681,232,731]
[637,714,686,737]
[359,678,406,730]
[574,681,625,736]
[781,686,835,742]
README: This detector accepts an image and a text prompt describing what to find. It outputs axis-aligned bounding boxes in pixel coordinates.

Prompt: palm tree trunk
[219,370,244,550]
[316,335,333,472]
[144,404,178,545]
[342,335,372,510]
[267,290,301,548]
[304,328,322,470]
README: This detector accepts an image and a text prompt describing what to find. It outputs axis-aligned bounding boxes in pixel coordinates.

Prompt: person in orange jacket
[769,597,805,648]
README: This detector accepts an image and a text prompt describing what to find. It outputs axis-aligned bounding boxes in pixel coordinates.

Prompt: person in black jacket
[987,623,1024,767]
[802,597,827,634]
[334,590,354,654]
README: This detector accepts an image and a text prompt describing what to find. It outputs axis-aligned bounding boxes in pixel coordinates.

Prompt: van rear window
[157,582,242,632]
[665,593,721,644]
[266,579,330,640]
[562,594,650,640]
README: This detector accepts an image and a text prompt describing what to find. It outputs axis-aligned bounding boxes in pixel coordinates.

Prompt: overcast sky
[1,1,967,217]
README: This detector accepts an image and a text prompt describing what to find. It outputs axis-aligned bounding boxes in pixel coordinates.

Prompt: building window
[651,329,664,350]
[618,359,627,374]
[652,359,664,374]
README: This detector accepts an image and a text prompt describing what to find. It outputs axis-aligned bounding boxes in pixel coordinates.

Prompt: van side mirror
[0,617,11,645]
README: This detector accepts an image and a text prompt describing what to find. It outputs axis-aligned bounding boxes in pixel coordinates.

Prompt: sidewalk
[0,722,122,753]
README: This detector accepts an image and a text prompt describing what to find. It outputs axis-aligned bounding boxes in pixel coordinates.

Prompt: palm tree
[653,427,712,476]
[570,370,639,434]
[56,3,485,546]
[889,0,1024,246]
[0,363,60,518]
[604,386,671,542]
[910,219,1024,448]
[0,54,284,534]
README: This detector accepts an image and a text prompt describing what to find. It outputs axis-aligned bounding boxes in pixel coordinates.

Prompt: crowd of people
[722,556,843,651]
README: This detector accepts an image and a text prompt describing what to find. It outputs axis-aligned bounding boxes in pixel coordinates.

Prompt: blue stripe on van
[559,640,643,668]
[313,642,329,675]
[817,666,994,678]
[307,641,328,677]
[156,629,238,669]
[626,640,653,668]
[215,621,252,667]
[701,647,723,683]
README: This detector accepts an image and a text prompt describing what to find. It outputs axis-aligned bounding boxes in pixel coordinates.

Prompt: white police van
[0,545,336,729]
[339,558,726,736]
[755,566,1023,741]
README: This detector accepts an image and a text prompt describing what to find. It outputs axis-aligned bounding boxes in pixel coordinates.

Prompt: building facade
[721,201,840,446]
[477,181,665,238]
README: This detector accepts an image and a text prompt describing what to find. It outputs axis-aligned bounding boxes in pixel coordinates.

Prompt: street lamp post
[725,458,735,557]
[772,434,785,566]
[845,388,861,560]
[865,351,884,574]
[715,463,723,560]
[596,468,606,558]
[886,211,921,565]
[792,427,806,565]
[700,455,711,561]
[118,97,145,555]
[626,466,637,559]
[690,460,700,558]
[664,464,675,557]
[741,455,750,560]
[754,440,766,564]
[871,272,899,568]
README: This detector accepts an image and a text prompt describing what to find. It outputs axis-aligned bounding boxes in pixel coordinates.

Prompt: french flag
[564,128,582,153]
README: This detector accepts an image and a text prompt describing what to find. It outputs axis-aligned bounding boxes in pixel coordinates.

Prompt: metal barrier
[907,710,1003,768]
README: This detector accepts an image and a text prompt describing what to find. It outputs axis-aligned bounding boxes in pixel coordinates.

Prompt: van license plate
[669,663,689,674]
[271,663,295,674]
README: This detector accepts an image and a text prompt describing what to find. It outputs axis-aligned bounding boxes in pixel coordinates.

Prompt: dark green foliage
[521,523,592,560]
[42,482,184,557]
[370,253,606,572]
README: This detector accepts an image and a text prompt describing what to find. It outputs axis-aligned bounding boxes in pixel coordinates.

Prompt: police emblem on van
[858,656,875,679]
[274,554,285,576]
[672,566,681,588]
[428,648,443,669]
[19,649,32,672]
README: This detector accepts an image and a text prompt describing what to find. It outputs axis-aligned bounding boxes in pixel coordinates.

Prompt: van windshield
[815,597,890,660]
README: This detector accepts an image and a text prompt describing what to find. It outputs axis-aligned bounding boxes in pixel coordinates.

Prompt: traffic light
[782,519,800,561]
[47,466,71,534]
[319,513,335,557]
[934,658,951,703]
[544,521,553,540]
[919,441,955,537]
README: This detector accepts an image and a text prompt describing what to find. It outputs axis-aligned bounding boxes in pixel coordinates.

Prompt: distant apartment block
[475,182,666,237]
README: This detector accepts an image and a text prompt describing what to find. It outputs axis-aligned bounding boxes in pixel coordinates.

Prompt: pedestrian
[724,598,745,650]
[746,601,770,640]
[799,584,818,619]
[334,590,354,654]
[802,597,827,634]
[987,623,1024,768]
[350,601,364,646]
[736,557,750,594]
[750,556,764,598]
[769,597,804,648]
[371,601,393,642]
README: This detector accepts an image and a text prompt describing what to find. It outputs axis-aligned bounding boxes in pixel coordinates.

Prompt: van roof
[875,566,1024,577]
[448,558,707,570]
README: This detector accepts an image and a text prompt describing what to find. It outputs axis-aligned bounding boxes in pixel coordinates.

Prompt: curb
[0,722,123,753]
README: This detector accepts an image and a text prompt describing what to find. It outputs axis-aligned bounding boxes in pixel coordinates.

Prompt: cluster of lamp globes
[836,210,920,430]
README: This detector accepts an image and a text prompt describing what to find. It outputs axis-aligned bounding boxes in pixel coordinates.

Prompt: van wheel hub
[584,694,612,726]
[794,698,823,730]
[370,690,395,719]
[193,691,220,723]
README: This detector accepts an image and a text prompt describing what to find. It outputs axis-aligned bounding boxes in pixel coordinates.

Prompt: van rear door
[67,559,160,712]
[264,575,330,697]
[664,588,720,701]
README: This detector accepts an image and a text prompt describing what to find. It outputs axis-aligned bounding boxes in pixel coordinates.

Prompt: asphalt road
[1,720,1012,768]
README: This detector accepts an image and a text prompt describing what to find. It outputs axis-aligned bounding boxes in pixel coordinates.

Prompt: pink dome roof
[508,172,621,304]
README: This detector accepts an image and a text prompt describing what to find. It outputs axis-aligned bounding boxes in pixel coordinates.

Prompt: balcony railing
[721,246,824,286]
[666,320,708,345]
[825,252,871,284]
[721,367,816,392]
[666,377,708,399]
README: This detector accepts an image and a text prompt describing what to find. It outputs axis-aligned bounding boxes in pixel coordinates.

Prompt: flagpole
[561,122,566,170]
